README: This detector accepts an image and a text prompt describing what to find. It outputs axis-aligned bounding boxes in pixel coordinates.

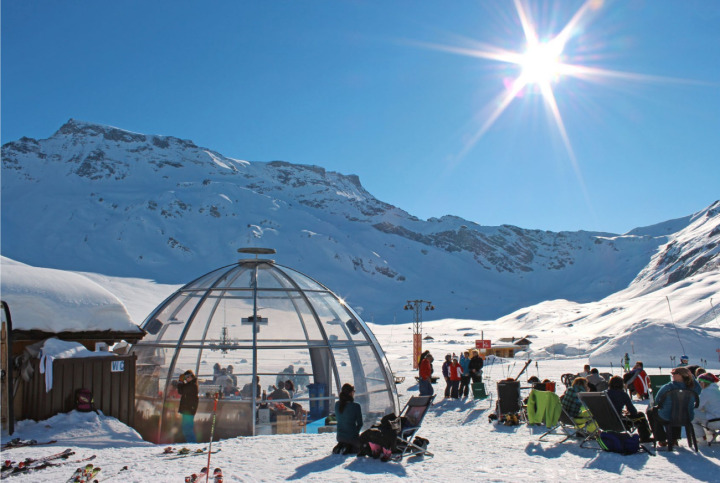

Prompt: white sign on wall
[111,360,125,373]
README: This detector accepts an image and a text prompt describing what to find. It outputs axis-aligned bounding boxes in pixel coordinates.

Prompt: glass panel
[183,265,236,290]
[307,293,368,343]
[275,265,328,291]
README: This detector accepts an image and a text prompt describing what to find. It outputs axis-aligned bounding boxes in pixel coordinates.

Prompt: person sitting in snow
[606,376,652,442]
[578,364,591,378]
[624,361,650,400]
[585,368,606,392]
[692,373,720,446]
[332,383,364,454]
[646,367,702,447]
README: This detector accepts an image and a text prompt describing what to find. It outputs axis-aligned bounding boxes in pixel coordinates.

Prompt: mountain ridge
[2,119,718,322]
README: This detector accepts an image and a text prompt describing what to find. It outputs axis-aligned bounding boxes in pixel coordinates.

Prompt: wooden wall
[20,355,136,427]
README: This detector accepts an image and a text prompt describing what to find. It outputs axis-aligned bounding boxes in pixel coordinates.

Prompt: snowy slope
[5,120,714,322]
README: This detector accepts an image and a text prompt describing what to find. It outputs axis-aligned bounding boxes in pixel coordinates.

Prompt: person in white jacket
[692,372,720,445]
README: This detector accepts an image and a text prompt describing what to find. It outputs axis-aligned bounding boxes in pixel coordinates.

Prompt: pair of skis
[66,464,128,483]
[1,438,57,450]
[161,447,221,460]
[184,467,223,483]
[1,448,88,477]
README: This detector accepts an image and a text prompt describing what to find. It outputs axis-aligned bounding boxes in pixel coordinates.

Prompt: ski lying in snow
[1,449,75,477]
[164,448,221,460]
[92,465,128,482]
[184,467,224,483]
[66,463,101,482]
[1,439,58,450]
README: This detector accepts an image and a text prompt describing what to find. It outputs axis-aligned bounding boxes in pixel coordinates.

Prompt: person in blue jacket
[333,383,364,453]
[646,366,702,447]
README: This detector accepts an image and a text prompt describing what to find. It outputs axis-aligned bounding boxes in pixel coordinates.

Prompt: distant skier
[623,353,630,372]
[678,355,689,367]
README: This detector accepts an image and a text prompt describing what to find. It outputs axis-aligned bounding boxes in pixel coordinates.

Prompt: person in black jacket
[177,369,199,443]
[606,376,652,442]
[468,351,484,383]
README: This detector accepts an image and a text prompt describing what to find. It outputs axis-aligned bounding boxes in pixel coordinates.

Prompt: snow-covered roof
[0,257,140,334]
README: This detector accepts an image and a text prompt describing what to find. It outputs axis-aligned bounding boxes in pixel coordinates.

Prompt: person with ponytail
[333,383,363,453]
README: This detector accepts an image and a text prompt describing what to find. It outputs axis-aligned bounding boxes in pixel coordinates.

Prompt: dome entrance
[131,250,398,443]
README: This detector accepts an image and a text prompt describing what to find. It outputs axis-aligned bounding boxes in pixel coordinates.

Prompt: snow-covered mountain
[2,119,718,322]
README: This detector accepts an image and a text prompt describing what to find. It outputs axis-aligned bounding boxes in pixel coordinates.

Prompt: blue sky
[2,1,718,233]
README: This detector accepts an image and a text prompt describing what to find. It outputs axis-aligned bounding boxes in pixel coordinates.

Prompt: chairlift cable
[665,296,686,355]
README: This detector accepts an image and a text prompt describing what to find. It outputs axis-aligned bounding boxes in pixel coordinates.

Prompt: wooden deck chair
[496,381,526,423]
[577,392,654,454]
[395,395,435,459]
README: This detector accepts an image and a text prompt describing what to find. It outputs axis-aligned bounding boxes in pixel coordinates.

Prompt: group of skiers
[417,350,484,399]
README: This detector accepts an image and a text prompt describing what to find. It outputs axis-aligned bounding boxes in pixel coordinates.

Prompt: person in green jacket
[334,383,364,453]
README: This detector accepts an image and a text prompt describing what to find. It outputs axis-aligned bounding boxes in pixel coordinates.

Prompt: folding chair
[538,405,583,443]
[496,381,526,423]
[655,389,700,452]
[577,392,630,449]
[395,395,435,459]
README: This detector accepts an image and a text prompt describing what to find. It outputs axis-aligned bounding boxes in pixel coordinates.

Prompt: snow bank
[0,257,139,333]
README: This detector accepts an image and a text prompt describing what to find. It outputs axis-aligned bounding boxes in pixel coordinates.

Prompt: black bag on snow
[598,431,640,455]
[75,388,97,413]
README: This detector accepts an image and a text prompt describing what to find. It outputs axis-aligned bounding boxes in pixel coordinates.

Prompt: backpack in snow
[598,431,640,455]
[75,388,97,413]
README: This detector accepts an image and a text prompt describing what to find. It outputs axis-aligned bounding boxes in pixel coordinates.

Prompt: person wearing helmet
[678,355,689,367]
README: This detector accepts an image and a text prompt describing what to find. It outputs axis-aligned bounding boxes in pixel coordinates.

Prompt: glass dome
[131,250,399,443]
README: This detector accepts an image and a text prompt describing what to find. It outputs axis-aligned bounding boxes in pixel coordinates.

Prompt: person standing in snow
[177,369,199,443]
[418,351,434,396]
[459,351,471,398]
[692,373,720,446]
[441,354,452,398]
[623,353,630,372]
[468,351,484,383]
[448,356,463,399]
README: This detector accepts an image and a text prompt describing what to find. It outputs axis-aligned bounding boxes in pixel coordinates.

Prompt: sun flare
[520,40,564,84]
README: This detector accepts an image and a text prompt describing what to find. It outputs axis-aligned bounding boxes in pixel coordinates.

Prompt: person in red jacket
[448,356,463,399]
[418,351,434,396]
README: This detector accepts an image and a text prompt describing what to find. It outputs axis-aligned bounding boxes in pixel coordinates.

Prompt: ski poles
[206,393,219,483]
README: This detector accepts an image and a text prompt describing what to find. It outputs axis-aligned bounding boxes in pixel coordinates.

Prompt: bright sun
[520,41,564,84]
